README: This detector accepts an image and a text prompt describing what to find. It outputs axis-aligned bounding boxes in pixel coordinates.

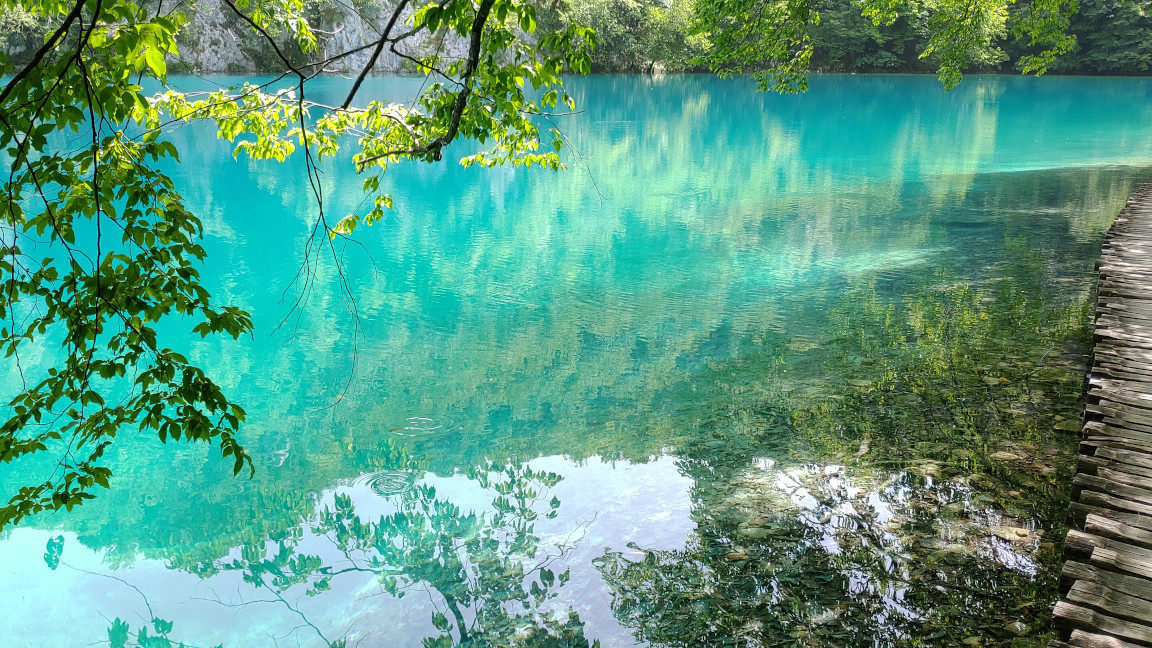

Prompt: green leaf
[143,47,166,77]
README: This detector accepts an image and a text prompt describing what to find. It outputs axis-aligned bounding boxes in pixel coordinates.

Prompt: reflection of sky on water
[1,455,694,647]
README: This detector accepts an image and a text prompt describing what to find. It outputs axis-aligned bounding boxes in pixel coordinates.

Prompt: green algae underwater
[5,74,1152,647]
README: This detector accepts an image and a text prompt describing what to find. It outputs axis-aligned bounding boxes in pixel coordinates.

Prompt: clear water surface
[5,74,1152,647]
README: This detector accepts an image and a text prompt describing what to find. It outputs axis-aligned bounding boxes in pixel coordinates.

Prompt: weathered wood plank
[1098,365,1152,383]
[1094,545,1152,582]
[1079,455,1152,482]
[1068,580,1152,630]
[1069,502,1152,534]
[1086,402,1152,430]
[1081,489,1152,518]
[1086,514,1152,551]
[1087,437,1152,456]
[1062,561,1152,603]
[1093,446,1152,473]
[1074,474,1152,507]
[1069,629,1152,648]
[1099,416,1152,438]
[1053,601,1152,644]
[1088,389,1152,414]
[1096,467,1152,493]
[1085,421,1152,447]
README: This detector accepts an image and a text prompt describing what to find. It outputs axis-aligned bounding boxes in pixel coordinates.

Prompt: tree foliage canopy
[694,0,1079,91]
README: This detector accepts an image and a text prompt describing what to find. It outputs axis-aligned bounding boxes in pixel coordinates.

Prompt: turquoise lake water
[5,74,1152,646]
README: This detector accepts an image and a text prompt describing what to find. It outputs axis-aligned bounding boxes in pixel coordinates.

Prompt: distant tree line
[2,0,1150,75]
[539,0,1152,75]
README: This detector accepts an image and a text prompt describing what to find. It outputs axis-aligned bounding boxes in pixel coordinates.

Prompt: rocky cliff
[0,0,471,74]
[171,0,473,74]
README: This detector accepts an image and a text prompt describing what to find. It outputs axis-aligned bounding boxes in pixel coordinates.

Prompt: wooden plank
[1086,514,1152,551]
[1087,437,1152,456]
[1069,502,1152,533]
[1096,328,1152,348]
[1096,338,1152,352]
[1053,601,1152,644]
[1081,481,1152,518]
[1093,359,1152,378]
[1096,324,1152,340]
[1091,379,1152,401]
[1094,340,1152,359]
[1088,389,1152,415]
[1094,344,1152,365]
[1098,355,1152,372]
[1099,280,1152,295]
[1080,455,1152,482]
[1074,474,1152,507]
[1098,365,1152,384]
[1063,561,1152,603]
[1085,421,1152,448]
[1087,402,1152,430]
[1099,308,1152,326]
[1068,580,1152,630]
[1094,446,1152,473]
[1093,545,1152,582]
[1098,358,1152,374]
[1100,416,1152,438]
[1069,632,1147,648]
[1097,467,1152,493]
[1095,335,1152,352]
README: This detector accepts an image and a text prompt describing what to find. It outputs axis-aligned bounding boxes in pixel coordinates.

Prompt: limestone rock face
[169,0,471,74]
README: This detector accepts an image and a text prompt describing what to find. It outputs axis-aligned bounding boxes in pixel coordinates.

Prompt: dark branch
[341,0,411,108]
[357,0,497,167]
[219,0,306,79]
[0,0,88,106]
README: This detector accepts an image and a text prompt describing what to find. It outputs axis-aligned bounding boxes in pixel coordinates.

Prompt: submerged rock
[990,526,1031,543]
[738,524,772,541]
[941,502,967,517]
[1006,620,1030,636]
[968,473,995,489]
[936,543,970,556]
[809,608,840,625]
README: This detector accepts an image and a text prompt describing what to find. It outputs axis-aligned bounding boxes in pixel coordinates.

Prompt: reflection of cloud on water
[729,459,1043,579]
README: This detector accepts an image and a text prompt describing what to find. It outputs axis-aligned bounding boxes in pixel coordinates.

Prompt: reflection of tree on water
[596,463,1053,647]
[596,238,1090,646]
[39,540,206,648]
[202,461,592,647]
[66,461,594,648]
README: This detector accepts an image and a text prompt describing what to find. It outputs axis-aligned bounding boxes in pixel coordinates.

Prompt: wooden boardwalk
[1050,184,1152,648]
